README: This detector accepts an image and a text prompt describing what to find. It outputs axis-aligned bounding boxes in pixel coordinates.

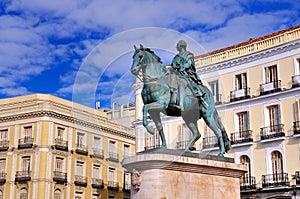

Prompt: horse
[131,45,230,156]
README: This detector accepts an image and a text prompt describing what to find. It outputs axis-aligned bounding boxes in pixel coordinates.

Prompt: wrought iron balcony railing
[15,171,31,182]
[144,144,161,151]
[230,87,250,102]
[74,175,87,187]
[230,130,253,145]
[260,80,281,95]
[0,172,6,184]
[176,140,189,150]
[260,124,285,140]
[108,181,119,190]
[123,183,131,191]
[292,75,300,88]
[92,178,104,188]
[53,171,67,183]
[294,121,300,135]
[91,148,104,159]
[0,140,9,151]
[75,144,88,155]
[202,136,218,149]
[18,137,33,149]
[107,152,119,162]
[262,173,289,188]
[240,176,256,190]
[55,138,68,151]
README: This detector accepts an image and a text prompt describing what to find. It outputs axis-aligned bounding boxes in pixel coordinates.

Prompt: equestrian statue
[131,40,231,156]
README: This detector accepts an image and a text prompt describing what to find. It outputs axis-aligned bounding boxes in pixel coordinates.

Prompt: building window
[21,156,31,172]
[76,161,84,176]
[235,73,247,90]
[76,132,85,148]
[124,172,131,190]
[55,157,64,172]
[145,128,160,149]
[0,159,6,174]
[265,65,278,83]
[109,140,117,154]
[20,188,28,199]
[268,105,281,130]
[54,189,62,199]
[24,126,32,138]
[108,167,116,182]
[237,111,249,133]
[208,80,220,103]
[57,127,65,140]
[93,164,101,179]
[93,137,102,151]
[0,129,8,142]
[240,155,251,177]
[123,144,130,158]
[271,151,283,175]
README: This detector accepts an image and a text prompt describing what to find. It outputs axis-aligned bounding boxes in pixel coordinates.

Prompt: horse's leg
[149,109,166,148]
[142,101,166,136]
[203,113,225,156]
[182,113,201,151]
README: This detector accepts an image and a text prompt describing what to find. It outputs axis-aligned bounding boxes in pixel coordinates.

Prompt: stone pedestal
[122,149,246,199]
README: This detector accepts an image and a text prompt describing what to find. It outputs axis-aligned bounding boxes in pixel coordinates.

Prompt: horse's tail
[213,109,231,153]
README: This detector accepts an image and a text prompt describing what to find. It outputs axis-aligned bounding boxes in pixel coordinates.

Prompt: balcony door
[235,73,247,90]
[265,65,278,83]
[271,151,283,175]
[268,105,281,132]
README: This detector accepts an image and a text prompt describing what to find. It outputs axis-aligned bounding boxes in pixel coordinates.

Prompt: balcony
[240,176,256,190]
[260,124,285,140]
[55,138,68,151]
[260,80,281,95]
[0,140,9,151]
[108,181,119,191]
[0,172,6,184]
[230,130,253,145]
[53,171,67,184]
[107,152,119,162]
[91,148,104,159]
[92,178,104,188]
[230,87,250,102]
[292,75,300,88]
[75,144,88,155]
[123,183,131,192]
[15,171,31,182]
[294,121,300,135]
[74,175,87,187]
[202,136,218,149]
[262,173,289,188]
[18,137,33,149]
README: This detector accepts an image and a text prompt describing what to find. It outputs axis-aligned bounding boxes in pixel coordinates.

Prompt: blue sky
[0,0,299,108]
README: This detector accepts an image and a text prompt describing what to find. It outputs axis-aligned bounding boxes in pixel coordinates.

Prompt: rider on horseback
[169,40,206,109]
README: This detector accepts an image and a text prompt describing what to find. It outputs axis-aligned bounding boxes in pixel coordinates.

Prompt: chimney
[95,101,100,110]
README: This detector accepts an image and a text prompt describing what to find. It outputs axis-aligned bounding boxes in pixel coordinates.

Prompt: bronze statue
[131,43,231,156]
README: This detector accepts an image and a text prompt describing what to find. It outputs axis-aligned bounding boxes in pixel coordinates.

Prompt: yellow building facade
[133,25,300,198]
[0,94,135,199]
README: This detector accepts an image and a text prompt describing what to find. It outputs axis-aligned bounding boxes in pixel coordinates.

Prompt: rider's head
[176,40,187,51]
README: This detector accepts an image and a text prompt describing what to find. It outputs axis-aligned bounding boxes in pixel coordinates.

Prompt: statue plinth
[122,148,246,199]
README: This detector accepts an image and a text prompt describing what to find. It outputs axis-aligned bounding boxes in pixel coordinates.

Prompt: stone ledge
[123,149,246,179]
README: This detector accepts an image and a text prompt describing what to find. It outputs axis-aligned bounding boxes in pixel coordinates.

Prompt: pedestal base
[122,149,246,199]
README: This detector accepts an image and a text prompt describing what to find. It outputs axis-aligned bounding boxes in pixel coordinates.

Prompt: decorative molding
[197,39,300,75]
[0,111,135,141]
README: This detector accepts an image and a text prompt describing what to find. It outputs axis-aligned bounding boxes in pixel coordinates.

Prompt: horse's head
[131,44,146,76]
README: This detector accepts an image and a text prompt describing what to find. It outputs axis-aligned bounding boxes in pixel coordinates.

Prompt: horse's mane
[143,48,163,64]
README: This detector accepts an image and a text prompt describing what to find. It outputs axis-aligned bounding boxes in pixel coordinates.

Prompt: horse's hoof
[189,146,196,151]
[218,153,224,157]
